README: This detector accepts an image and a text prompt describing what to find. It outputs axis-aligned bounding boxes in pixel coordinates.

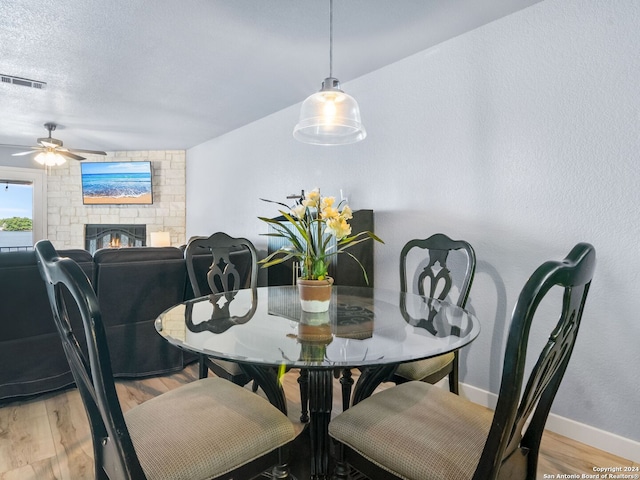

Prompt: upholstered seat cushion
[394,352,455,381]
[329,381,494,480]
[125,377,296,480]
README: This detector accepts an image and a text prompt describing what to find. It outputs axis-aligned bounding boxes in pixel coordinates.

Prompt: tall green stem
[317,202,322,267]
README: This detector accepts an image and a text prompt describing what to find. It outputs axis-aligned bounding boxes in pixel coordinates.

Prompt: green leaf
[259,214,306,253]
[258,250,303,268]
[312,258,329,279]
[279,210,312,246]
[259,198,293,210]
[338,230,384,246]
[344,250,370,285]
[336,237,371,253]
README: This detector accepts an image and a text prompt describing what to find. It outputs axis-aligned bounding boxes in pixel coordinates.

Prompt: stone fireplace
[85,224,146,254]
[44,150,185,250]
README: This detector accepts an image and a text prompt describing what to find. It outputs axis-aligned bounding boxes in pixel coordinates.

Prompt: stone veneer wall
[46,150,186,249]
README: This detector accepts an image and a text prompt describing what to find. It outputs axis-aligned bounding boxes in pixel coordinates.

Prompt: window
[0,167,47,250]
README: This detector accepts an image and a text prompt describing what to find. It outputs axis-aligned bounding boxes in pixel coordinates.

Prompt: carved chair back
[476,242,596,479]
[399,234,476,332]
[185,232,257,297]
[35,240,145,479]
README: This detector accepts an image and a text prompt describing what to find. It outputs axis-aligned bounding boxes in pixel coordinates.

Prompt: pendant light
[293,0,366,145]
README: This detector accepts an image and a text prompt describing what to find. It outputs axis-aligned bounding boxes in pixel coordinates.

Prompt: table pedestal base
[308,369,333,479]
[244,364,397,479]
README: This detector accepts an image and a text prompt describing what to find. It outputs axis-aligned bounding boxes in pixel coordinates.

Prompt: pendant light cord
[329,0,333,78]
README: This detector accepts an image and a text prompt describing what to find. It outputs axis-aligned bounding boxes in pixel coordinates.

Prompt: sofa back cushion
[93,247,187,326]
[0,249,93,341]
[0,250,53,341]
[92,246,187,376]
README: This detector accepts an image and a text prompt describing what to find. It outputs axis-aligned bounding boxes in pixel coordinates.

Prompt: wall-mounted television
[81,161,153,205]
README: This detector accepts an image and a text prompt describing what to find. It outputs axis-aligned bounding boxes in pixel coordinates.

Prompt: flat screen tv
[81,161,153,205]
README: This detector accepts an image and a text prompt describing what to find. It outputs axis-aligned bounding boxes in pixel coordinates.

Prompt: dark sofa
[0,249,94,401]
[0,246,213,402]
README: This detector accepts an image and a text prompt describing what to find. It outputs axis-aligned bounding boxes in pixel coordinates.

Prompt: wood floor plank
[0,456,61,480]
[0,397,57,471]
[155,365,199,391]
[45,390,93,480]
[0,406,12,472]
[115,378,162,413]
[537,430,635,479]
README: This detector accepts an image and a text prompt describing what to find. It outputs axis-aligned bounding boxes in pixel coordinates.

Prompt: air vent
[0,74,47,90]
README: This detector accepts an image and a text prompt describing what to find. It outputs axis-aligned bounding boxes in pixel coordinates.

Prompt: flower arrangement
[258,188,383,283]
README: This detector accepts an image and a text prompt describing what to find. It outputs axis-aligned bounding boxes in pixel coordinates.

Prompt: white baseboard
[458,382,640,464]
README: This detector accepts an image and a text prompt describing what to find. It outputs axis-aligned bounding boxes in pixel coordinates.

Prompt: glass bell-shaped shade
[293,77,366,145]
[34,149,66,166]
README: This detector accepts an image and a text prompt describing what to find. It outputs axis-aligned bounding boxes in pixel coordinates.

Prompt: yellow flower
[326,217,352,240]
[341,205,353,220]
[303,188,320,207]
[321,206,339,220]
[320,196,335,210]
[291,204,306,219]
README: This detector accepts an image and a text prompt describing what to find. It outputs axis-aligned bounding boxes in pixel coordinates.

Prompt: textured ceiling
[0,0,541,152]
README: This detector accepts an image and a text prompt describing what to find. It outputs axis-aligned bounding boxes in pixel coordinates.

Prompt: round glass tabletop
[155,285,480,369]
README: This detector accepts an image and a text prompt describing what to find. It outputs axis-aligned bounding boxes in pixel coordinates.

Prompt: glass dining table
[155,285,480,480]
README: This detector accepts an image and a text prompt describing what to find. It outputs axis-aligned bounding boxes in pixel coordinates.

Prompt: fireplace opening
[85,224,146,254]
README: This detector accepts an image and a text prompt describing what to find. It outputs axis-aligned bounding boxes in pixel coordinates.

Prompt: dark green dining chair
[337,233,476,410]
[184,232,257,384]
[329,242,596,480]
[393,233,476,394]
[35,239,298,480]
[186,233,309,421]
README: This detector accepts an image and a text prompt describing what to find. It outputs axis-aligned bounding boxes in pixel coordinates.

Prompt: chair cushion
[125,377,296,480]
[394,352,455,381]
[329,381,493,480]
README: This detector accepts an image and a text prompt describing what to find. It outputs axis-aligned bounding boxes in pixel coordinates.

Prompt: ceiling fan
[10,123,106,165]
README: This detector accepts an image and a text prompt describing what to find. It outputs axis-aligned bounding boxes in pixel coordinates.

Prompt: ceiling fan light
[293,78,366,146]
[35,150,66,166]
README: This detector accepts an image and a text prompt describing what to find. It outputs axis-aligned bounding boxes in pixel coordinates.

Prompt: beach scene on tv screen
[81,162,152,205]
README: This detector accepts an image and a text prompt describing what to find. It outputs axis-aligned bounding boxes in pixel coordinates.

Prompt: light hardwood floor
[0,365,635,480]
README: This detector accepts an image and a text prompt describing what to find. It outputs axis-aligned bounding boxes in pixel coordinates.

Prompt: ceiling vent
[1,74,47,90]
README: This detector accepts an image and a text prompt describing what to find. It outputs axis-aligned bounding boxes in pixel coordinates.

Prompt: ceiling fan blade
[58,151,86,161]
[11,149,42,156]
[67,148,107,155]
[0,143,35,148]
[8,125,106,164]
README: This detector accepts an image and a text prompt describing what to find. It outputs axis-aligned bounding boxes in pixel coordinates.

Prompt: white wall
[187,0,640,455]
